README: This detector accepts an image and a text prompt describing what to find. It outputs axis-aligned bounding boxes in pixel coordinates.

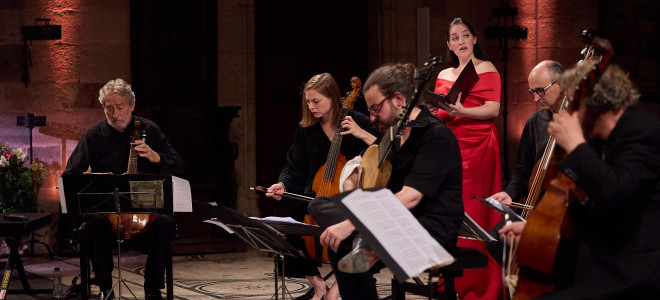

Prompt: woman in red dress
[433,17,503,300]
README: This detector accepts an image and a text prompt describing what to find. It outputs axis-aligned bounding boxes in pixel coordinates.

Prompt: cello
[510,33,613,300]
[305,77,362,261]
[105,120,155,240]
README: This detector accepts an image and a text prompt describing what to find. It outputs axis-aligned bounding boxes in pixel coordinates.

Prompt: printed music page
[58,177,67,213]
[172,176,193,212]
[341,188,455,280]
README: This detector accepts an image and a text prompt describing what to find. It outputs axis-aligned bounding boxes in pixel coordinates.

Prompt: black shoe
[98,288,114,300]
[337,237,379,274]
[145,289,164,300]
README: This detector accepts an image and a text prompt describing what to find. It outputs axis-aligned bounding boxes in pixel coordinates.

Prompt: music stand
[203,204,318,300]
[459,212,497,242]
[61,173,172,300]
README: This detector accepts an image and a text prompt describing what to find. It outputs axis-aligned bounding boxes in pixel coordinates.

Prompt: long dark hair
[446,17,485,68]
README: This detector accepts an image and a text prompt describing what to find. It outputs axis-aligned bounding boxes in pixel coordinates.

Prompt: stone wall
[0,0,131,213]
[370,0,599,182]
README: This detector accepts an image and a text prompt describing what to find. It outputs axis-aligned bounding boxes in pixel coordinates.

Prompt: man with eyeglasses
[490,60,565,205]
[308,64,463,299]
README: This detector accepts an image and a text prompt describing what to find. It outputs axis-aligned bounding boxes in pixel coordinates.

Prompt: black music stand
[459,212,497,242]
[60,173,173,300]
[203,204,319,300]
[0,213,53,298]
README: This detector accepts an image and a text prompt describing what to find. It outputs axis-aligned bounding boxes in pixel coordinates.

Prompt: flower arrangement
[0,140,46,213]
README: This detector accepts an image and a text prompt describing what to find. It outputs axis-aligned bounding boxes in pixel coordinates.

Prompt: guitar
[360,57,443,189]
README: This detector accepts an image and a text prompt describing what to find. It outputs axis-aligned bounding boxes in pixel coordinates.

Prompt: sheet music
[203,218,235,234]
[172,176,193,212]
[483,197,525,223]
[342,188,455,279]
[249,216,301,224]
[58,177,67,214]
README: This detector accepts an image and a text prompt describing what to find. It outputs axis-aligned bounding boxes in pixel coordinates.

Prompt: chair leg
[391,278,405,300]
[166,249,173,300]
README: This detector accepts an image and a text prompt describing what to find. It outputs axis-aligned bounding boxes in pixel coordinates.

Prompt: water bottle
[53,267,63,298]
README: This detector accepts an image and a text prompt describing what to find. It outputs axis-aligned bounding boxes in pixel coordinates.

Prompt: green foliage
[0,140,46,213]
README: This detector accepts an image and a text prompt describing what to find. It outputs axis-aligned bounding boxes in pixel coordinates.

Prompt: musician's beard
[376,108,400,134]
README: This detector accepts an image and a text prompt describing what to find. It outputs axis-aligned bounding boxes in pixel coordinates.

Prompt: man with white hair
[65,78,184,300]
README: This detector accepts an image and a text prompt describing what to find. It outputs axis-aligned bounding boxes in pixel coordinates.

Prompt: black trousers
[84,214,174,291]
[308,190,380,300]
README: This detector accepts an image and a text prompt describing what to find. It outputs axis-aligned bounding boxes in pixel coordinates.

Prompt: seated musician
[64,78,184,300]
[264,73,378,300]
[499,62,660,299]
[490,60,565,205]
[308,64,464,299]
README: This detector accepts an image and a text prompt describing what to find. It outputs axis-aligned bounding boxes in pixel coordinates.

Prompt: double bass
[305,77,362,261]
[105,120,156,239]
[502,30,602,296]
[511,32,613,300]
[521,28,599,219]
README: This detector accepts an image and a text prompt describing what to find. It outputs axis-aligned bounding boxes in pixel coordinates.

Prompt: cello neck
[126,120,141,175]
[321,77,361,180]
[323,106,349,180]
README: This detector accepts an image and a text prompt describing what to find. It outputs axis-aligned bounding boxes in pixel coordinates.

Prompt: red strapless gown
[435,71,503,300]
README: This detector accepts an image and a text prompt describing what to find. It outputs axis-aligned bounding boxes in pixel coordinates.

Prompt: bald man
[491,60,566,205]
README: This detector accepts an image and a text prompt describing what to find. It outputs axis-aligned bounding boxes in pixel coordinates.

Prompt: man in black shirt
[308,64,464,299]
[65,78,184,300]
[491,60,565,205]
[500,62,660,299]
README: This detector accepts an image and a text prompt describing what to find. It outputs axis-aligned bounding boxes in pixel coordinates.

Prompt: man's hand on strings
[266,182,285,201]
[548,110,586,154]
[498,221,526,244]
[320,220,356,252]
[134,140,161,163]
[435,92,464,116]
[491,191,513,205]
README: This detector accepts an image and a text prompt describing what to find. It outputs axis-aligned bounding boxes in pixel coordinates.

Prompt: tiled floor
[2,248,432,299]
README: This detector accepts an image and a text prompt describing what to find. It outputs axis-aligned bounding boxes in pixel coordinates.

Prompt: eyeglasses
[528,81,556,97]
[367,95,391,115]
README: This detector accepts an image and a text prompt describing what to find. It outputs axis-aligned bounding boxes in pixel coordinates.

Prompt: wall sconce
[21,18,62,87]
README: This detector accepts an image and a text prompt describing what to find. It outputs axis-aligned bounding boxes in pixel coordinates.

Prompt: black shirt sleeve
[145,122,184,176]
[278,126,309,194]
